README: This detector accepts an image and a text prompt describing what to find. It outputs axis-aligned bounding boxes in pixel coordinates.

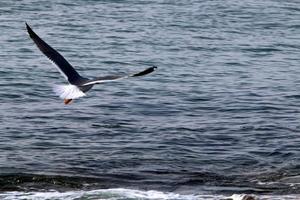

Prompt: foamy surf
[0,188,298,200]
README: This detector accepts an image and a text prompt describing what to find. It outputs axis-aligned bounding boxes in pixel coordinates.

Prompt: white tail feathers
[53,85,86,99]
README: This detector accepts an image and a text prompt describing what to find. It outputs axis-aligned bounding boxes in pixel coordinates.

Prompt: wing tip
[151,66,158,71]
[132,66,158,77]
[25,22,35,38]
[25,22,30,31]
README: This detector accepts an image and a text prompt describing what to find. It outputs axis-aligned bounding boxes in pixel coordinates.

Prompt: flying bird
[26,23,157,104]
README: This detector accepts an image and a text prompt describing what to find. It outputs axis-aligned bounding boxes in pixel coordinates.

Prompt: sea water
[0,0,299,199]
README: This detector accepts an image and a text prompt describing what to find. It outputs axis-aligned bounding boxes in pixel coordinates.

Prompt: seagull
[26,23,157,104]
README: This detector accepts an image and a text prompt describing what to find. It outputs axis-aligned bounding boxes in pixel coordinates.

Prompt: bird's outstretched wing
[82,66,157,86]
[26,23,82,84]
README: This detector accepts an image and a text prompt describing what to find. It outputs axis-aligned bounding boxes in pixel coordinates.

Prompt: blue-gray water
[0,0,300,199]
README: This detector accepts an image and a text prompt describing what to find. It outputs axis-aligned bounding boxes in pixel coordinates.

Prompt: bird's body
[26,23,156,104]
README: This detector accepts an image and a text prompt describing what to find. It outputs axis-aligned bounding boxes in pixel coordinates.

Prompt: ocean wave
[0,188,299,200]
[1,171,299,195]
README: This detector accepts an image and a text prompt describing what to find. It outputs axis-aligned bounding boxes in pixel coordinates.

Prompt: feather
[82,66,157,86]
[53,85,86,99]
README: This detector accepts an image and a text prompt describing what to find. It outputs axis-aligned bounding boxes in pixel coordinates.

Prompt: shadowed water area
[0,0,300,199]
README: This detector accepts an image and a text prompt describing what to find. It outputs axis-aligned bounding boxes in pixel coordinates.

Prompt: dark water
[0,0,300,199]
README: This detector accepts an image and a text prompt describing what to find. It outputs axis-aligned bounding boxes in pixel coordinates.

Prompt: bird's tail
[53,84,86,100]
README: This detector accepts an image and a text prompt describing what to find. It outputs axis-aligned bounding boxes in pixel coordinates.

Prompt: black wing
[82,66,157,86]
[26,23,82,84]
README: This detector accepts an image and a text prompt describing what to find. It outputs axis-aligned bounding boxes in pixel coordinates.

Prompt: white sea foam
[0,188,298,200]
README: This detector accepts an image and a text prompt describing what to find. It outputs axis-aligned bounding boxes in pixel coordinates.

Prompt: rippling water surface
[0,0,300,199]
